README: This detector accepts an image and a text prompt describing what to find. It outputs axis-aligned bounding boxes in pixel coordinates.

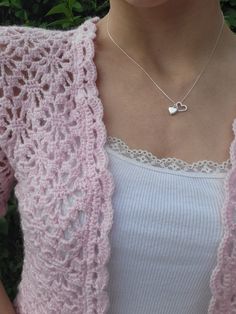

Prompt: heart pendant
[168,105,178,115]
[168,102,188,115]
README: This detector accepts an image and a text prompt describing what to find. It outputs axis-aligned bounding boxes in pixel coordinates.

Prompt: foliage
[221,0,236,29]
[0,0,236,303]
[0,0,110,29]
[0,189,23,301]
[1,1,236,30]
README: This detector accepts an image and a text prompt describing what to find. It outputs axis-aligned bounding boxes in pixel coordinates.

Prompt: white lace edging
[105,136,232,174]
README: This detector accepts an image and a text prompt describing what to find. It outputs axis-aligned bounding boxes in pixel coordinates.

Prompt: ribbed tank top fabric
[104,136,230,314]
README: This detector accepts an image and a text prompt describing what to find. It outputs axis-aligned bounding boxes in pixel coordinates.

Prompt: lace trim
[105,136,232,174]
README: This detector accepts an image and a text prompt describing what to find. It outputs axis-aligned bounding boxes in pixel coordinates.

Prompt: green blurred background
[0,0,235,303]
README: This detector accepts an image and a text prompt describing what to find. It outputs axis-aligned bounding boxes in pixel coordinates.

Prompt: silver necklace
[106,13,225,115]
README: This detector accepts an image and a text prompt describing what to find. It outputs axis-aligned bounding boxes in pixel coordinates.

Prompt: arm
[0,281,16,314]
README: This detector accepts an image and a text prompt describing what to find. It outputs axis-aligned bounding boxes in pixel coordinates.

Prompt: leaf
[68,0,75,10]
[45,3,72,19]
[46,18,72,27]
[96,1,109,13]
[72,1,83,12]
[9,0,21,9]
[72,15,83,23]
[0,1,10,7]
[14,9,25,19]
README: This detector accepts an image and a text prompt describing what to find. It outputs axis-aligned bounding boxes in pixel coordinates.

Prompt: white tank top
[104,136,231,314]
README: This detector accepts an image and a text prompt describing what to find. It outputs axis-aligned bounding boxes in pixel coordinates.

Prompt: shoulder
[0,25,75,158]
[0,16,100,46]
[0,17,99,76]
[0,18,98,157]
[0,24,77,63]
[0,23,76,42]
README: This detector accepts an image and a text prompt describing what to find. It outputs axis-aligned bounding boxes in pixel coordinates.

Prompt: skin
[0,281,15,314]
[99,0,228,77]
[94,0,236,164]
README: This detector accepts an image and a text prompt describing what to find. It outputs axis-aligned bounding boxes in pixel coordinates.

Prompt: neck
[97,1,234,81]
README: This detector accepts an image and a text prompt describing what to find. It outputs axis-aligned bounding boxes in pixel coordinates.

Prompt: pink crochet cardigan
[0,15,236,314]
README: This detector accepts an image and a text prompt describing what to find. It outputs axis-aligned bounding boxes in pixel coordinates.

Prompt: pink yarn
[0,15,235,313]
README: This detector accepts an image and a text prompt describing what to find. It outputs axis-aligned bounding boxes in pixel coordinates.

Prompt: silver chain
[106,13,225,115]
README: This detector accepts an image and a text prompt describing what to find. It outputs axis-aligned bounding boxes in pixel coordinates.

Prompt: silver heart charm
[168,102,188,115]
[168,105,178,115]
[176,101,188,112]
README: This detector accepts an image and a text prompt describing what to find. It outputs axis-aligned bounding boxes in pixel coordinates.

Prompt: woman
[0,0,236,313]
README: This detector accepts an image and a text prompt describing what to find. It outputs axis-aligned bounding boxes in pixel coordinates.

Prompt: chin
[124,0,169,7]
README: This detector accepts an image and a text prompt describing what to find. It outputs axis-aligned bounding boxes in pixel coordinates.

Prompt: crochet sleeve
[0,24,74,217]
[0,25,29,217]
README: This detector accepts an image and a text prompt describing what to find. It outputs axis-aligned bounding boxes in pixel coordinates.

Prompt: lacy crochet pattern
[0,20,115,314]
[0,15,236,314]
[106,136,232,174]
